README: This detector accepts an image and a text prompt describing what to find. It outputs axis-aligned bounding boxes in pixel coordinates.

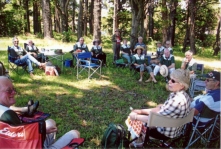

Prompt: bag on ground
[101,123,129,149]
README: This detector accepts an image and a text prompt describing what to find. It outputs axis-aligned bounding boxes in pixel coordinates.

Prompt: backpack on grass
[101,123,129,149]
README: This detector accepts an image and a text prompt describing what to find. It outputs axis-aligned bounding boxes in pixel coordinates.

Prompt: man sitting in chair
[126,69,191,147]
[0,76,80,148]
[181,50,197,75]
[190,71,220,126]
[9,37,45,77]
[70,37,89,55]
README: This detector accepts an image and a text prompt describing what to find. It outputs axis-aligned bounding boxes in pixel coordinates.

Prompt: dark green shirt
[160,54,175,67]
[132,54,148,65]
[0,105,21,125]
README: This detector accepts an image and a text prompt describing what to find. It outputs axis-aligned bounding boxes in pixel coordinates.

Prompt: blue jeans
[14,54,40,73]
[136,64,152,73]
[122,54,132,64]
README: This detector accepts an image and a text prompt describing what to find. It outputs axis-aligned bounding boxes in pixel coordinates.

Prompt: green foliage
[62,29,73,42]
[36,32,44,39]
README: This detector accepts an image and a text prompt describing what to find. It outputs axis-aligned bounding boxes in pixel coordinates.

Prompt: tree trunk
[213,17,220,56]
[23,0,30,32]
[72,0,76,32]
[54,6,61,32]
[77,0,83,39]
[83,0,88,36]
[93,0,101,40]
[161,0,168,44]
[129,0,145,49]
[182,1,190,53]
[89,0,94,34]
[148,2,154,38]
[113,0,118,34]
[55,0,70,33]
[42,0,53,38]
[33,0,41,34]
[167,0,178,46]
[189,0,196,54]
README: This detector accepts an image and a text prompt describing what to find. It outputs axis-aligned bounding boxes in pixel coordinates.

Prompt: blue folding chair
[75,52,102,79]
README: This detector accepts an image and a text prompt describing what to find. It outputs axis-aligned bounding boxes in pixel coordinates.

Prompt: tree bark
[89,0,94,34]
[167,0,178,46]
[83,0,88,36]
[93,0,101,40]
[113,0,118,34]
[54,6,61,32]
[129,0,145,49]
[189,0,196,54]
[77,0,83,39]
[213,17,220,56]
[42,0,53,38]
[55,0,70,33]
[33,0,41,34]
[161,0,168,44]
[23,0,30,33]
[72,0,76,32]
[148,2,154,38]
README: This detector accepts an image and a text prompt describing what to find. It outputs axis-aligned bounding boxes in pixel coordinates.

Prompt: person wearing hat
[132,46,157,83]
[181,50,197,74]
[91,39,107,66]
[126,69,191,145]
[190,71,220,126]
[112,29,122,63]
[70,37,89,55]
[153,49,175,82]
[134,36,147,55]
[120,39,132,64]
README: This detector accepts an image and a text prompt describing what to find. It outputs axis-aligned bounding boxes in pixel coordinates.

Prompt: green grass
[0,35,220,148]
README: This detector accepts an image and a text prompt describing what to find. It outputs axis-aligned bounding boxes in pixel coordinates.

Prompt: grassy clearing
[0,35,220,148]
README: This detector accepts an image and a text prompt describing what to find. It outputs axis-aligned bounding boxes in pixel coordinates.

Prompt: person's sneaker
[138,78,143,82]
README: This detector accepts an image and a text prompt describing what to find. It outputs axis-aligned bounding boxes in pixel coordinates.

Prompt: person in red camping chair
[0,76,81,148]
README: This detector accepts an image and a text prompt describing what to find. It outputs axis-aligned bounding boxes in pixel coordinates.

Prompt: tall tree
[89,0,94,34]
[167,0,178,46]
[77,0,83,39]
[33,0,41,34]
[23,0,30,32]
[161,0,169,44]
[129,0,145,49]
[72,0,76,32]
[189,0,196,54]
[42,0,53,38]
[113,0,118,34]
[213,16,220,56]
[55,0,70,32]
[93,0,101,40]
[54,6,61,32]
[147,1,155,38]
[83,0,88,36]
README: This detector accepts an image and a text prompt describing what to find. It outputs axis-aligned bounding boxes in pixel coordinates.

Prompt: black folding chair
[8,46,28,74]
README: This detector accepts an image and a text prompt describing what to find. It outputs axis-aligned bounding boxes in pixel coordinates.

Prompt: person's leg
[153,65,160,76]
[139,64,145,82]
[146,66,157,83]
[122,54,131,64]
[116,45,121,60]
[112,45,116,62]
[47,130,80,149]
[25,59,34,73]
[25,53,42,66]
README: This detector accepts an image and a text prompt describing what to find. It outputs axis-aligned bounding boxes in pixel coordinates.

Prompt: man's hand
[46,126,57,134]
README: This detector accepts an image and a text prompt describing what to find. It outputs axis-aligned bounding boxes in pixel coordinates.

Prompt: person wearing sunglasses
[126,69,191,146]
[0,76,80,148]
[9,36,45,77]
[190,71,220,127]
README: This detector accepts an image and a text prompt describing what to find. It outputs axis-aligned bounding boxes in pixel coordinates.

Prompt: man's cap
[205,71,220,81]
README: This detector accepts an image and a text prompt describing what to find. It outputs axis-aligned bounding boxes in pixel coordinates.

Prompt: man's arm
[0,110,21,125]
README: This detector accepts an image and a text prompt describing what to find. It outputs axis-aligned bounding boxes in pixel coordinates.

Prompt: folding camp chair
[0,120,84,149]
[7,46,28,74]
[141,109,195,148]
[75,52,102,79]
[186,106,220,148]
[189,64,206,97]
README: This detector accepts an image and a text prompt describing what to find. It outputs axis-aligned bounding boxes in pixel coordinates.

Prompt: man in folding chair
[181,50,197,75]
[125,69,191,147]
[0,76,81,148]
[9,37,45,77]
[187,71,220,148]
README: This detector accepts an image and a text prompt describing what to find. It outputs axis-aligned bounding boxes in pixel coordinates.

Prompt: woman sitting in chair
[9,36,45,77]
[91,39,107,66]
[126,69,191,147]
[132,46,157,83]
